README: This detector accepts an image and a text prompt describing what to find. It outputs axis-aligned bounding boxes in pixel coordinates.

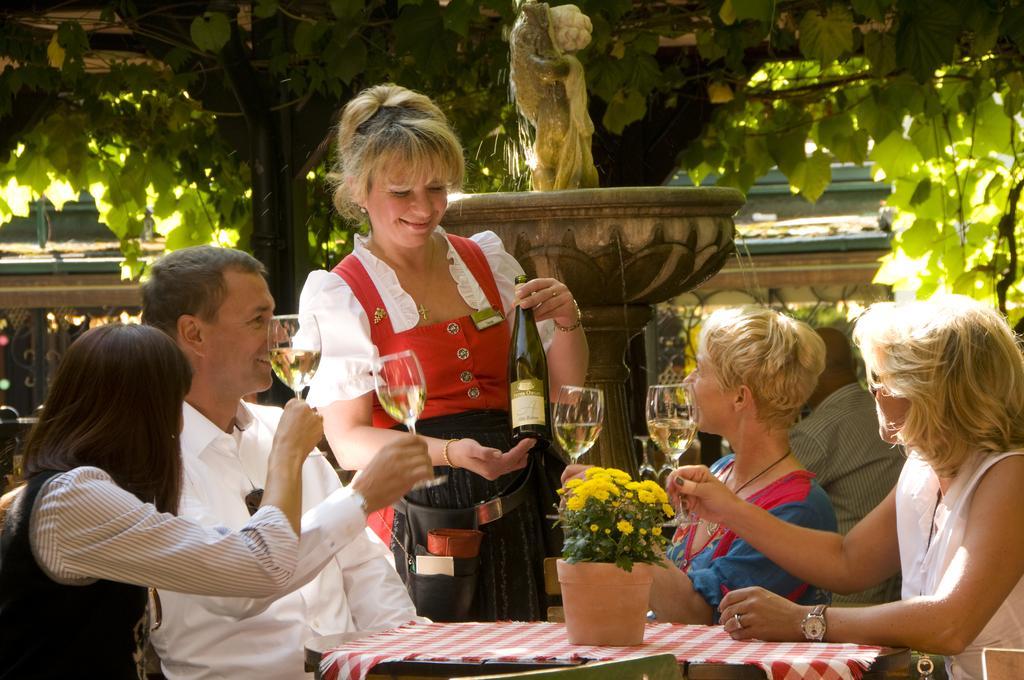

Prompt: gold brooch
[373,307,387,324]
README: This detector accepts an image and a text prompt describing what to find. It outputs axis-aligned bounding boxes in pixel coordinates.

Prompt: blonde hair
[853,295,1024,477]
[329,84,465,220]
[699,306,826,429]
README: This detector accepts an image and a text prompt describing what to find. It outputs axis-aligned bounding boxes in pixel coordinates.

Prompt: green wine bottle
[508,274,551,446]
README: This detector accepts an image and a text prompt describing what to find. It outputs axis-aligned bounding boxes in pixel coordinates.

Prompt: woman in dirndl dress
[300,83,588,621]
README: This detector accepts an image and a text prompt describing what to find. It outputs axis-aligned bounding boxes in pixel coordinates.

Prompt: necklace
[732,449,792,496]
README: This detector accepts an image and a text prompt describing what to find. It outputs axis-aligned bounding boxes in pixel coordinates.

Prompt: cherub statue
[510,2,599,191]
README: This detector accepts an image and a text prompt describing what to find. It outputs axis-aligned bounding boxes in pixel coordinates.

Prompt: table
[307,623,910,680]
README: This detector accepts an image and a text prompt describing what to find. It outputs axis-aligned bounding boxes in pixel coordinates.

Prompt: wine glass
[634,435,658,483]
[552,385,604,464]
[646,383,700,526]
[373,350,445,488]
[268,314,322,400]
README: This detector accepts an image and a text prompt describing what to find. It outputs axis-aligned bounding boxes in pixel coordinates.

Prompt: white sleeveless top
[896,451,1024,680]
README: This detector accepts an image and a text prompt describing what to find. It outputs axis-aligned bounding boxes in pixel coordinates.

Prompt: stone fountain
[442,1,742,473]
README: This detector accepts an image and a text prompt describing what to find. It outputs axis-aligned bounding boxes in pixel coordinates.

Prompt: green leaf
[816,112,854,151]
[601,89,646,134]
[696,29,727,62]
[909,117,943,160]
[394,4,447,73]
[852,0,892,21]
[254,0,279,19]
[190,12,231,53]
[972,96,1011,158]
[719,0,737,26]
[909,177,932,206]
[799,6,855,65]
[324,34,367,86]
[870,130,924,179]
[895,1,960,83]
[443,0,476,37]
[863,31,896,76]
[16,153,50,193]
[830,128,869,164]
[294,22,328,55]
[899,218,940,258]
[1002,3,1024,51]
[732,0,773,24]
[329,0,363,20]
[765,128,808,177]
[789,150,832,202]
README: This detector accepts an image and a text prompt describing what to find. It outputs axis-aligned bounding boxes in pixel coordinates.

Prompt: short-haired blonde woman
[650,306,836,624]
[299,84,588,621]
[674,296,1024,680]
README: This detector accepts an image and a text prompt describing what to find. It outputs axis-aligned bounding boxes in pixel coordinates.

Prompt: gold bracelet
[554,299,582,332]
[442,438,461,468]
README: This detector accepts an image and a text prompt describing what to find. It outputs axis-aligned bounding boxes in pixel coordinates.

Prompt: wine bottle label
[510,378,546,427]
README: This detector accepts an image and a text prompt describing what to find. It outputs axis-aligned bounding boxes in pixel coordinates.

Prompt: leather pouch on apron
[399,499,481,622]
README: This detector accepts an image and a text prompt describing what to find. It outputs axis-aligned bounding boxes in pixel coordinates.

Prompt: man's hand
[271,399,324,467]
[447,438,532,481]
[561,463,590,485]
[351,434,433,513]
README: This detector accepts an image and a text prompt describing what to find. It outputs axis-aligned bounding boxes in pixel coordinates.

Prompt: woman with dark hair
[0,324,322,679]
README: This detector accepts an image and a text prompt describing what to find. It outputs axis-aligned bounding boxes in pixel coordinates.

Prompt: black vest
[0,470,148,679]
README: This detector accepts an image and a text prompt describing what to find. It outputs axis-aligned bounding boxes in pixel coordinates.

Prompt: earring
[359,206,367,214]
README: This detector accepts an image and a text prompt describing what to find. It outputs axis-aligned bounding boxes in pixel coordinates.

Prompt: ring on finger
[733,612,743,629]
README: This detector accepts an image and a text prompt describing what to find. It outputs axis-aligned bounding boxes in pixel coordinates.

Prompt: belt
[396,459,534,527]
[474,467,532,525]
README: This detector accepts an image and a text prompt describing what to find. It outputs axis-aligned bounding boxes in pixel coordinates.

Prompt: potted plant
[556,466,673,645]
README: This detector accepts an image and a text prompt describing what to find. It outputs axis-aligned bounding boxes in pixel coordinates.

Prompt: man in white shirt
[143,246,430,679]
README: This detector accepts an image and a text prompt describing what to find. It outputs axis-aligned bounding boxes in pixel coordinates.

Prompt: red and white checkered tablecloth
[319,621,883,680]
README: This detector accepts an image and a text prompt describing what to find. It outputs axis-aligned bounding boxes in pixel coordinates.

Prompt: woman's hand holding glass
[666,464,746,529]
[553,385,604,464]
[646,383,700,526]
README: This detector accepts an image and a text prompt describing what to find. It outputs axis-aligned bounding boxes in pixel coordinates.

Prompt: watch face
[803,616,826,640]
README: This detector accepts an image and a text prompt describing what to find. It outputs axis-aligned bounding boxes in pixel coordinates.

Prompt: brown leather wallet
[427,528,484,558]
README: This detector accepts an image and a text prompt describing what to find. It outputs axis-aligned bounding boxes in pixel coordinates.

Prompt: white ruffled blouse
[299,227,554,408]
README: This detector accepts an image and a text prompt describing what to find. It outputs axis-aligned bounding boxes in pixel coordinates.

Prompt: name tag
[471,307,505,331]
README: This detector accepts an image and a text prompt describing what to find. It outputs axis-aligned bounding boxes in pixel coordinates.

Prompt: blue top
[666,454,837,620]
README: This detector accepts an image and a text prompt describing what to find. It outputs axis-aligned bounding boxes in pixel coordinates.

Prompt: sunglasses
[244,488,264,516]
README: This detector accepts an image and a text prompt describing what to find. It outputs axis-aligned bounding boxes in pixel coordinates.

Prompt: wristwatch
[800,604,829,641]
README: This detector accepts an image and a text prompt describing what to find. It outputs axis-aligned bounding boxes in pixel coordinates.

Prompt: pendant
[417,303,429,321]
[373,307,388,325]
[702,519,720,535]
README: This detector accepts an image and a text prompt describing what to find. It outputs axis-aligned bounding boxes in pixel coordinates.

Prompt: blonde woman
[299,84,588,621]
[674,296,1024,680]
[649,306,836,624]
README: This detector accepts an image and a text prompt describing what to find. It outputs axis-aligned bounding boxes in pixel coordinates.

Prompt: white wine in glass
[646,383,700,526]
[553,385,604,464]
[374,350,445,488]
[268,314,322,399]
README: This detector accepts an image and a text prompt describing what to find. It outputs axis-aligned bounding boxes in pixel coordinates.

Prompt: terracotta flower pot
[556,559,653,646]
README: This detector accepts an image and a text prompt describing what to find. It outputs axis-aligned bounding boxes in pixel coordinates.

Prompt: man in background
[790,326,904,605]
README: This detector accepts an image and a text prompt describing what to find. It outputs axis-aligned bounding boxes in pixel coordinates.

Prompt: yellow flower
[662,503,675,517]
[604,528,612,534]
[626,481,641,491]
[566,478,583,489]
[590,523,599,532]
[637,489,656,504]
[652,526,663,536]
[639,528,648,535]
[566,495,585,511]
[585,467,607,479]
[617,520,634,535]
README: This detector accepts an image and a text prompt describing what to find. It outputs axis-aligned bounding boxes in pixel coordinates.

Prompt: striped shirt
[790,382,904,604]
[26,466,298,595]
